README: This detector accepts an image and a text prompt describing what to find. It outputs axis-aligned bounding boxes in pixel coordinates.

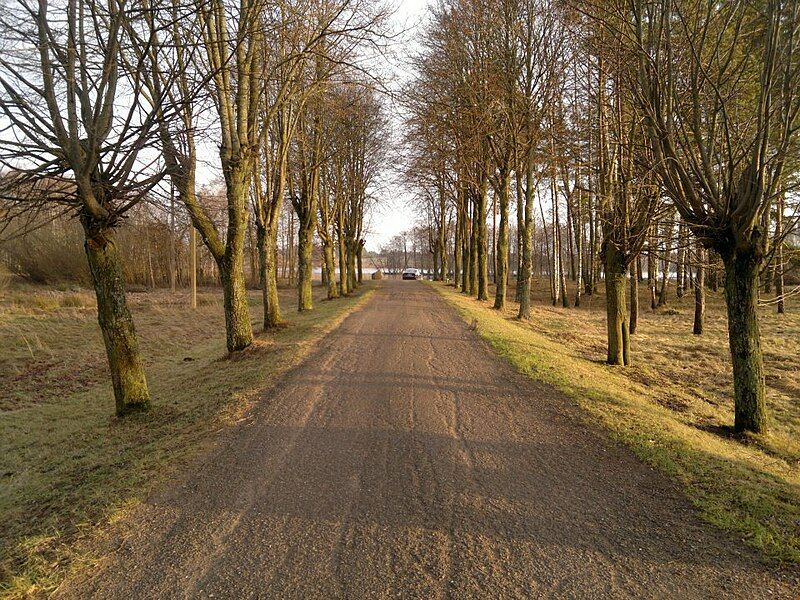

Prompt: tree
[620,0,800,432]
[0,0,178,414]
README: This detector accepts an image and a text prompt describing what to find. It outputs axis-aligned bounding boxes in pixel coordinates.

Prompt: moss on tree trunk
[219,255,253,352]
[83,223,150,415]
[722,251,767,433]
[258,223,283,329]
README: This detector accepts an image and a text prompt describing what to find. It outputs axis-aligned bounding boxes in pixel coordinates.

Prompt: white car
[402,268,421,280]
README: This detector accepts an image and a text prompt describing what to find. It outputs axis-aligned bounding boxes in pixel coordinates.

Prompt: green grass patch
[430,282,800,567]
[0,283,375,599]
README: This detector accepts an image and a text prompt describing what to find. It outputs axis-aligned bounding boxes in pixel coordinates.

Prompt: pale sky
[362,0,429,252]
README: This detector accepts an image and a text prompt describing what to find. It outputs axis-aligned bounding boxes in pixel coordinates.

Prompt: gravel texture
[56,280,799,599]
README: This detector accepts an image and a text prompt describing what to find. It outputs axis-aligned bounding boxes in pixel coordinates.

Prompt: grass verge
[430,281,800,568]
[0,283,375,599]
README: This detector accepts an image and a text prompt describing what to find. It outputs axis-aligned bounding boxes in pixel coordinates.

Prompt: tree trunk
[258,223,283,329]
[169,192,176,293]
[297,218,314,311]
[721,250,767,433]
[439,233,448,282]
[649,233,658,310]
[604,244,630,366]
[515,174,524,302]
[518,166,535,319]
[629,261,639,335]
[491,190,497,284]
[346,238,357,292]
[574,181,583,307]
[357,242,364,285]
[83,223,151,415]
[288,210,296,285]
[219,254,253,352]
[337,209,348,295]
[693,244,704,335]
[477,178,489,301]
[776,192,785,315]
[676,220,686,298]
[658,254,668,307]
[468,197,478,296]
[494,173,510,310]
[454,189,463,289]
[557,205,568,309]
[324,240,339,300]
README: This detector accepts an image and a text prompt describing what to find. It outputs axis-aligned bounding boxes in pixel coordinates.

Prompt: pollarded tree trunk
[604,243,630,366]
[722,249,767,433]
[83,220,150,415]
[494,173,510,310]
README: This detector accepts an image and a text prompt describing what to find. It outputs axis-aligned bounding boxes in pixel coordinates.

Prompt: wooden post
[190,225,197,309]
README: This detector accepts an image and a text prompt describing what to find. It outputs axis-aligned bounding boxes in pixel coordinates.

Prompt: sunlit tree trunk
[604,243,630,366]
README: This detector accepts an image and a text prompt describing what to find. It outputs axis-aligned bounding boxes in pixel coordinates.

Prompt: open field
[0,282,374,598]
[432,278,800,566]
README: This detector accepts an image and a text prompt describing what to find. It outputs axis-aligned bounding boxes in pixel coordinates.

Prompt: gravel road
[56,280,799,599]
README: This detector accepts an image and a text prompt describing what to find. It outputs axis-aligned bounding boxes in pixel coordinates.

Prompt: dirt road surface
[57,281,798,599]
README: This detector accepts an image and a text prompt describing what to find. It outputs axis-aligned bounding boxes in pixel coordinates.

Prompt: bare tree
[0,0,178,414]
[617,0,800,432]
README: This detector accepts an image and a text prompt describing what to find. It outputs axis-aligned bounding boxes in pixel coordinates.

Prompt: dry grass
[0,281,375,598]
[0,267,11,292]
[432,278,800,566]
